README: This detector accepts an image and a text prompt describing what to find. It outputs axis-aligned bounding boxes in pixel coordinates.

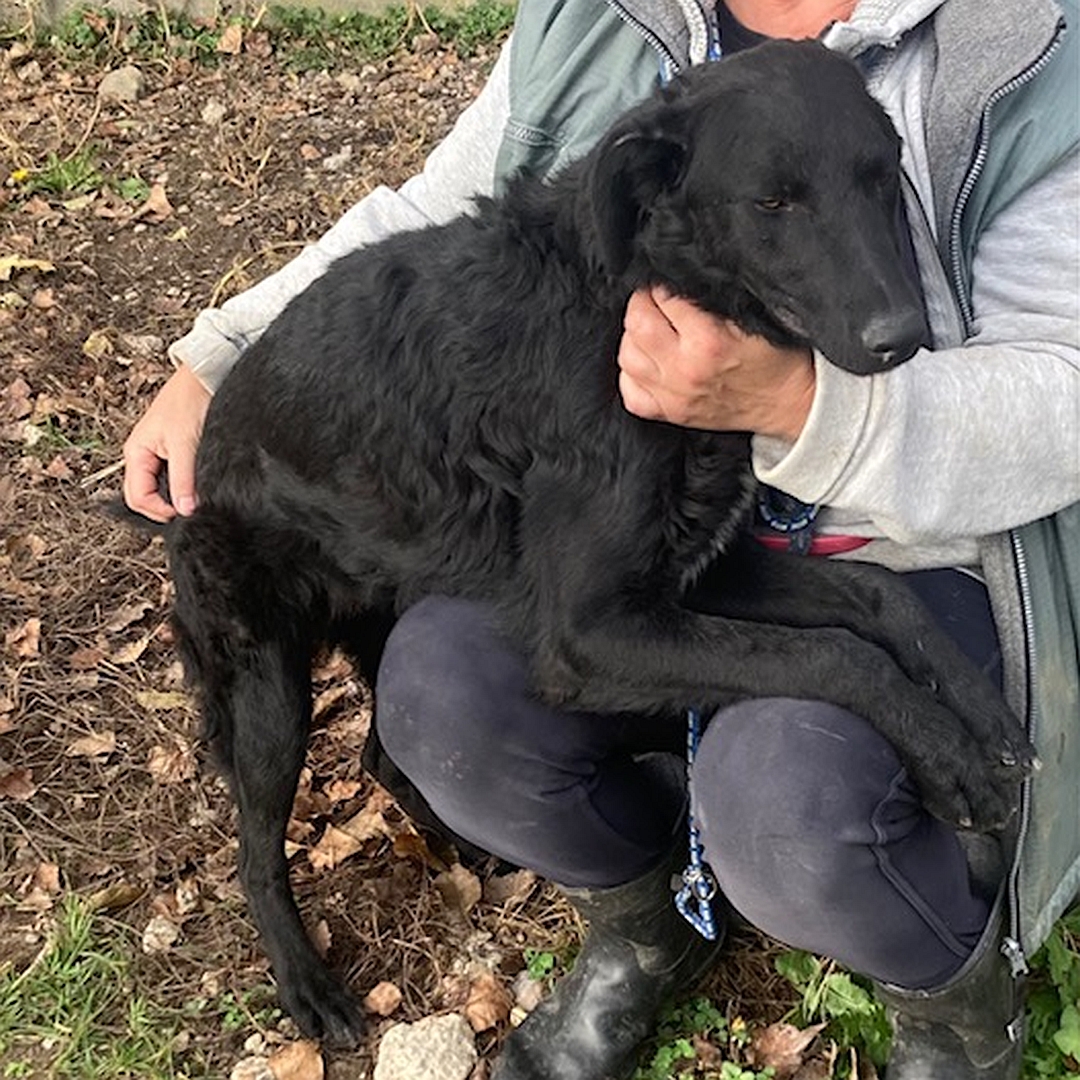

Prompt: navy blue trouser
[376,569,1002,990]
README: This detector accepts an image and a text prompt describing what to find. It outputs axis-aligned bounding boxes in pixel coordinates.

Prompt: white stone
[373,1013,477,1080]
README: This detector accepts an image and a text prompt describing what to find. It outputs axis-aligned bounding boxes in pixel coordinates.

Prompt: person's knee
[691,698,917,881]
[376,595,517,778]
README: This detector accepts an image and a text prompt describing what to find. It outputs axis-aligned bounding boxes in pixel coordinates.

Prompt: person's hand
[618,286,816,440]
[122,363,210,522]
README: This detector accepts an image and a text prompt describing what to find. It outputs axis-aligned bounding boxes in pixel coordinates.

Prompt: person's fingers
[166,444,198,517]
[122,440,176,522]
[623,288,677,359]
[618,367,667,421]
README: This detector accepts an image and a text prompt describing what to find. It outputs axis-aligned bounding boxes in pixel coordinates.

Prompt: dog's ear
[588,125,688,277]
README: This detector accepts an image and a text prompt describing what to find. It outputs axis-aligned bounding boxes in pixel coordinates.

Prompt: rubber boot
[492,855,726,1080]
[875,907,1025,1079]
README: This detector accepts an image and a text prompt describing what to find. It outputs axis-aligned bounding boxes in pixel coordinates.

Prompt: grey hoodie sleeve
[751,152,1080,544]
[169,40,513,391]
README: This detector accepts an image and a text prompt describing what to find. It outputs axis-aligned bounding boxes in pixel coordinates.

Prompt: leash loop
[675,706,721,940]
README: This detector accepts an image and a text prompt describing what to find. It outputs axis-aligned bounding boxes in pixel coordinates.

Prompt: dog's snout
[860,309,930,369]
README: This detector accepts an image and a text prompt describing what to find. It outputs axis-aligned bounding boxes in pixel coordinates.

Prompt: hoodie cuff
[751,350,876,503]
[167,315,257,393]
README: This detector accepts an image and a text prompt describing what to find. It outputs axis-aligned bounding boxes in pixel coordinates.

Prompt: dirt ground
[0,21,800,1079]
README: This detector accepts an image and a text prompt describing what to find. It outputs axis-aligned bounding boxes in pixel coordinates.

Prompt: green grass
[0,897,183,1079]
[22,149,102,198]
[1024,908,1080,1078]
[26,2,516,70]
[775,950,891,1075]
[632,996,775,1080]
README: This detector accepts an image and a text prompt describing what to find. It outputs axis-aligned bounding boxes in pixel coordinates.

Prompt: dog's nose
[860,309,930,369]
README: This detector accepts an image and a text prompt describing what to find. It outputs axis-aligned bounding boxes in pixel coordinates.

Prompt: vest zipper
[1001,528,1039,975]
[944,18,1067,977]
[605,0,683,76]
[947,20,1067,335]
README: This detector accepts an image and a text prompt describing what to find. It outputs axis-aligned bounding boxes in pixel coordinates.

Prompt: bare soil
[0,26,797,1079]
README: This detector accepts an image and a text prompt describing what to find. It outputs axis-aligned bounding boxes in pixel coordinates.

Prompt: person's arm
[124,38,513,521]
[620,153,1080,542]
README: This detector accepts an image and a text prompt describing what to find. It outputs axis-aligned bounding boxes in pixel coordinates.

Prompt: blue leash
[675,707,721,939]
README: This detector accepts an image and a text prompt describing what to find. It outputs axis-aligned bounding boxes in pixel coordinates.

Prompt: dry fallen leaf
[484,869,537,906]
[17,860,62,912]
[0,254,55,281]
[135,689,190,712]
[82,329,114,359]
[2,378,33,420]
[44,455,73,480]
[147,741,197,783]
[434,863,483,916]
[392,827,449,872]
[364,980,402,1017]
[112,632,153,664]
[464,971,511,1032]
[749,1021,826,1078]
[216,22,244,55]
[65,730,117,758]
[105,599,154,633]
[308,823,364,871]
[87,881,144,912]
[323,778,363,805]
[0,767,35,801]
[132,183,173,223]
[175,877,201,915]
[68,645,106,670]
[311,918,331,957]
[6,617,41,658]
[229,1057,273,1080]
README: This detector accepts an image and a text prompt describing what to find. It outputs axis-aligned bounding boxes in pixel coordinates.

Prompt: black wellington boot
[874,909,1025,1079]
[492,855,726,1080]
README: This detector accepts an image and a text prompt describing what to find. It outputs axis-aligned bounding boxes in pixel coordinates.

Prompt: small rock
[98,65,145,103]
[229,1057,273,1080]
[201,99,228,126]
[16,60,43,84]
[510,969,545,1014]
[322,145,353,171]
[141,913,180,954]
[373,1013,477,1080]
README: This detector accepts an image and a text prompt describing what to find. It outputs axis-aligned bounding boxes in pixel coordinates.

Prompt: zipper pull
[1001,936,1029,977]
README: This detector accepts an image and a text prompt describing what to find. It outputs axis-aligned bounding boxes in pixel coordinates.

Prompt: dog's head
[586,40,930,374]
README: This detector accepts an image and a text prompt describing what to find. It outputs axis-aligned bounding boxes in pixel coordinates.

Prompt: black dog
[154,41,1032,1046]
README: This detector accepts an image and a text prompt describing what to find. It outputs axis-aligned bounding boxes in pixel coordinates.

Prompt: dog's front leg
[223,639,366,1048]
[517,474,1028,834]
[689,542,1035,771]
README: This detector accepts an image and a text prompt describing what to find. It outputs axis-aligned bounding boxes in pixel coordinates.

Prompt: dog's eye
[754,197,791,213]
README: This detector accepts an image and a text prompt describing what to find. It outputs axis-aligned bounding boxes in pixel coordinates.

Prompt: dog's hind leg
[169,526,365,1047]
[224,638,365,1047]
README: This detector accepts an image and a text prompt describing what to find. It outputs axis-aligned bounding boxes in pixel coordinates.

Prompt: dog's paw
[936,668,1038,781]
[277,964,366,1049]
[916,754,1025,834]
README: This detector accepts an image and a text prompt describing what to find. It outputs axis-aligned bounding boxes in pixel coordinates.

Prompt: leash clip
[676,707,721,940]
[676,863,720,939]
